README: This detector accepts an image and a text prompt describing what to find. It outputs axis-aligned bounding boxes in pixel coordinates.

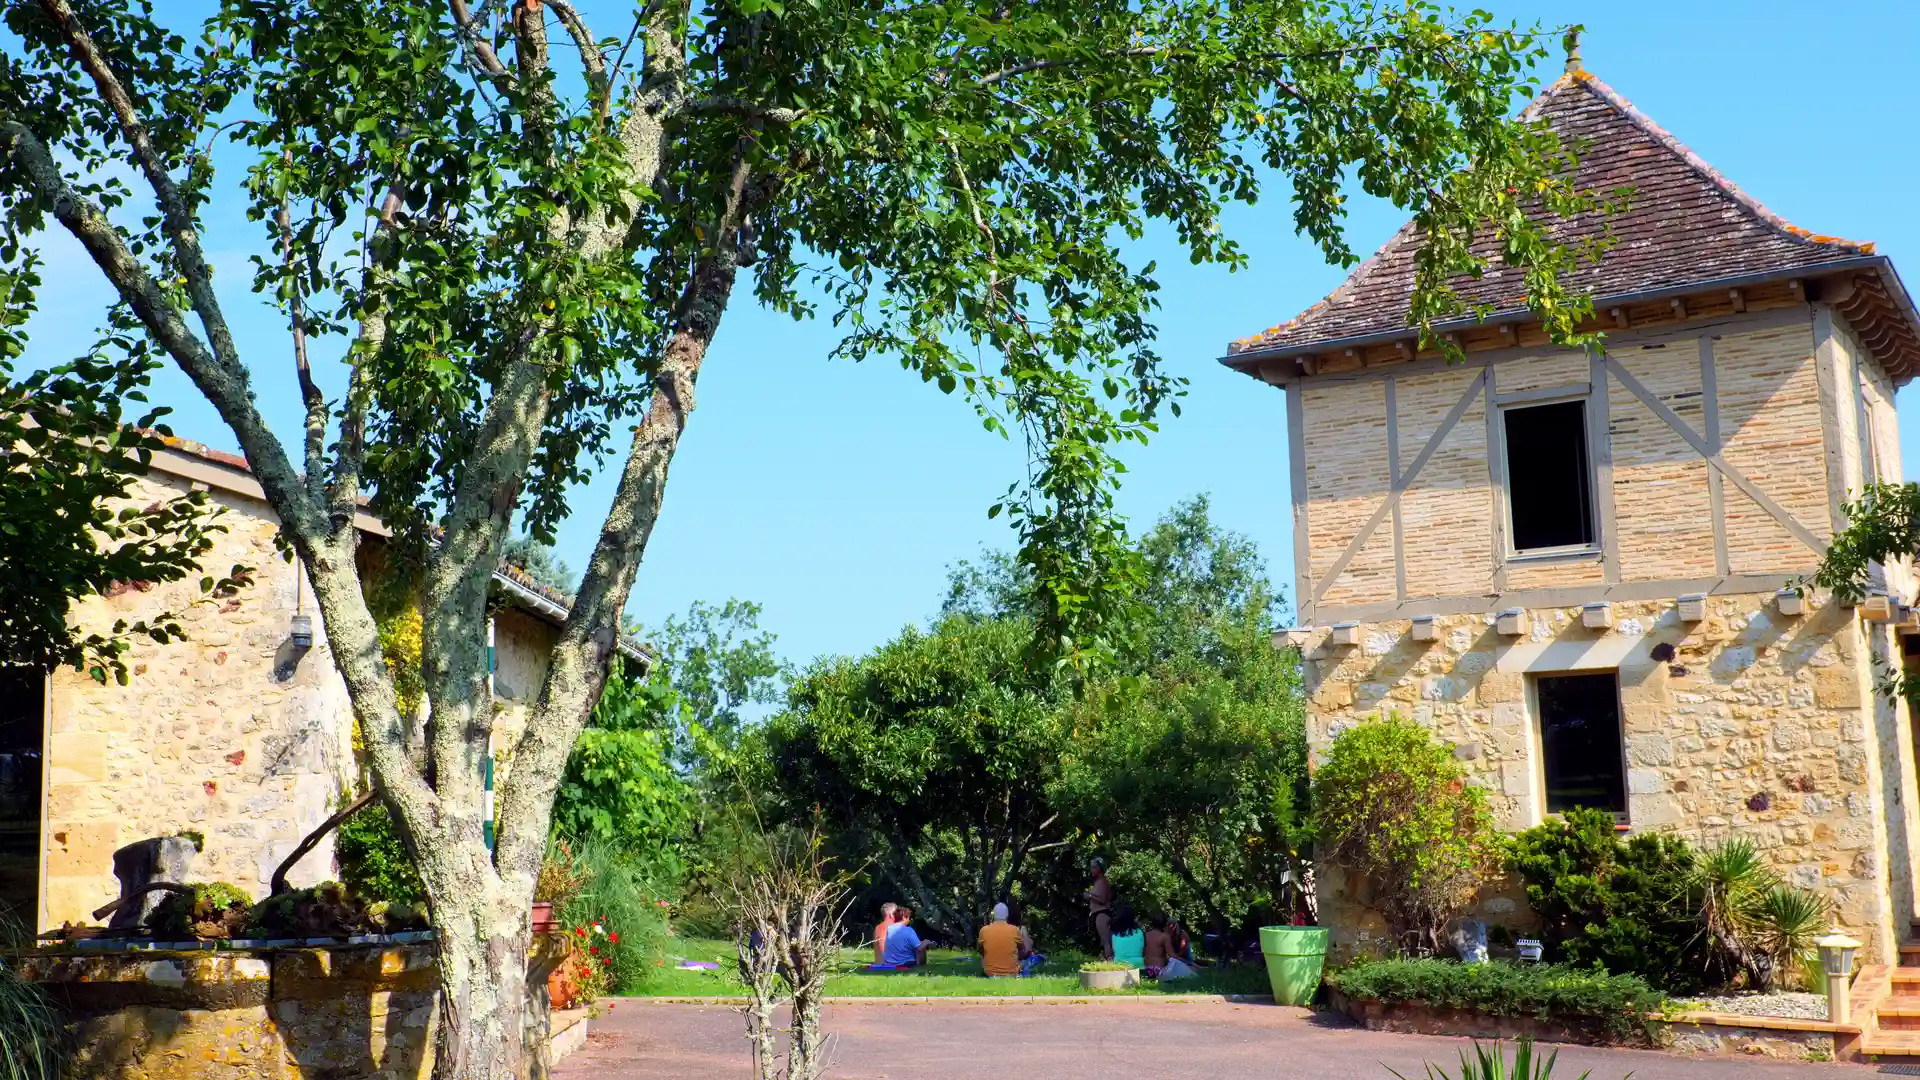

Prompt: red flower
[589,946,598,954]
[609,932,620,943]
[574,927,586,936]
[603,959,611,967]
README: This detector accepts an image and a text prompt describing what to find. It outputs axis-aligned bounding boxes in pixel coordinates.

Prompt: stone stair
[1861,964,1920,1059]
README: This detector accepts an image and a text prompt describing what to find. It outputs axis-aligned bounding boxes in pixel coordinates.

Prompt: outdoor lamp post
[1817,928,1862,1025]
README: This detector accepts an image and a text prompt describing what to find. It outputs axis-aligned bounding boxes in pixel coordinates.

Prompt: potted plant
[533,846,584,934]
[1079,960,1139,991]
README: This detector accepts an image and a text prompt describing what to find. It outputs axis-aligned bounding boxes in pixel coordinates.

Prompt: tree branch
[449,0,512,80]
[277,167,326,503]
[677,98,804,124]
[37,0,242,372]
[270,789,376,895]
[546,0,609,113]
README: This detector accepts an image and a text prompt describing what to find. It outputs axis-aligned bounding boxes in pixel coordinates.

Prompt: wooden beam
[1728,288,1746,313]
[1605,356,1827,554]
[1498,324,1517,345]
[1589,348,1619,583]
[1671,297,1689,320]
[1610,306,1629,329]
[1311,372,1487,605]
[1387,376,1406,603]
[1287,386,1313,626]
[1700,336,1730,576]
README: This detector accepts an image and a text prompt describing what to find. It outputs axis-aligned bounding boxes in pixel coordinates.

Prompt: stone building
[0,436,644,932]
[1225,59,1920,960]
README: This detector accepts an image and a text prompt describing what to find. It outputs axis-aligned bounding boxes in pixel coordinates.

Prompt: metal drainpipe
[484,614,496,853]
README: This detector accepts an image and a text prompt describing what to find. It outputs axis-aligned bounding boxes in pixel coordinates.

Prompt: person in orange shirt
[977,902,1027,977]
[873,902,897,964]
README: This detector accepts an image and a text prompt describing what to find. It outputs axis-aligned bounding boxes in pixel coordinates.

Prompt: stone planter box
[12,938,586,1080]
[1080,967,1140,992]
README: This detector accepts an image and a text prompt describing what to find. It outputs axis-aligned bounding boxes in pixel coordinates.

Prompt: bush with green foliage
[556,839,672,993]
[552,658,692,884]
[335,801,425,907]
[1311,717,1499,956]
[1505,808,1706,992]
[1327,959,1665,1043]
[1508,810,1829,993]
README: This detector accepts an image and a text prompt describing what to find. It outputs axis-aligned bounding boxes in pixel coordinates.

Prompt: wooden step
[1864,1028,1920,1058]
[1900,942,1920,966]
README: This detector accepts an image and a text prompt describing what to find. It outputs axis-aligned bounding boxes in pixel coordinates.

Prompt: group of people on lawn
[867,858,1195,980]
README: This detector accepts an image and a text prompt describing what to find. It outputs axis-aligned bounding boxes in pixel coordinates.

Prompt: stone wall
[24,945,438,1080]
[1299,591,1913,962]
[44,475,359,930]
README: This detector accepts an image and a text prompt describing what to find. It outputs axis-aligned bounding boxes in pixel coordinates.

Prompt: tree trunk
[430,881,534,1080]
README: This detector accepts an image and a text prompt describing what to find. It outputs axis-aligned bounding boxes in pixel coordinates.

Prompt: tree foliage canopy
[1,0,1596,1070]
[0,256,240,679]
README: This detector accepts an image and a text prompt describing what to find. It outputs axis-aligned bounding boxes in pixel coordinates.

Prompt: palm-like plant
[1751,886,1830,990]
[1387,1038,1603,1080]
[1691,839,1830,992]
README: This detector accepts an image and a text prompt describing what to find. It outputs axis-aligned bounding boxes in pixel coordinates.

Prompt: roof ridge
[1563,71,1874,254]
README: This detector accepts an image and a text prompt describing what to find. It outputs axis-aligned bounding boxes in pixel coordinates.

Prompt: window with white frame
[1502,398,1597,553]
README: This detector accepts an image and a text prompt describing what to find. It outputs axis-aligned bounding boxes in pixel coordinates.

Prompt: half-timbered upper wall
[1289,307,1848,624]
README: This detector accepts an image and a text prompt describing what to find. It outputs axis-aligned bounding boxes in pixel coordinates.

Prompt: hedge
[1326,958,1667,1042]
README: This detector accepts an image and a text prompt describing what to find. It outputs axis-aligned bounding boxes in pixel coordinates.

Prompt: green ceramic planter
[1258,926,1328,1006]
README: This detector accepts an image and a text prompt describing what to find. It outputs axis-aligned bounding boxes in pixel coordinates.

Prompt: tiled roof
[148,434,650,663]
[1230,71,1879,357]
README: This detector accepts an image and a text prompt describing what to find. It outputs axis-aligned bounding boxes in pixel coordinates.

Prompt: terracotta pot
[531,901,559,933]
[547,961,578,1010]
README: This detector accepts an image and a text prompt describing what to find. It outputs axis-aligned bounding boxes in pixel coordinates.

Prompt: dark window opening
[1537,672,1626,816]
[0,668,42,928]
[1503,399,1595,551]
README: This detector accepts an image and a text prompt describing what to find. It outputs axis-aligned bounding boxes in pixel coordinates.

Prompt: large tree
[0,253,236,679]
[0,0,1595,1074]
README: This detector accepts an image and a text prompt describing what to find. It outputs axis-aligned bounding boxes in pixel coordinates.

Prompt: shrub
[1506,808,1706,992]
[1327,958,1665,1043]
[245,881,371,939]
[1080,961,1136,972]
[1311,716,1499,955]
[1695,838,1827,992]
[336,800,426,907]
[558,839,672,993]
[149,882,254,939]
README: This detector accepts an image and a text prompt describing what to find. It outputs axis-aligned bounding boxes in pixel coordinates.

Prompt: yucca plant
[1692,838,1773,987]
[1386,1037,1602,1080]
[1751,886,1830,990]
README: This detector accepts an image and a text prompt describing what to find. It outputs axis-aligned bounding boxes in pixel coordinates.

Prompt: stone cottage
[1226,57,1920,961]
[0,435,645,932]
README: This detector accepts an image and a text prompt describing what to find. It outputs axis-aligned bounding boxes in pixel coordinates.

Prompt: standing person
[977,902,1026,977]
[881,906,930,969]
[1109,904,1145,969]
[1084,857,1115,960]
[873,902,897,964]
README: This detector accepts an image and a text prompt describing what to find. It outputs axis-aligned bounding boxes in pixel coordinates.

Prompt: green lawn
[626,936,1272,998]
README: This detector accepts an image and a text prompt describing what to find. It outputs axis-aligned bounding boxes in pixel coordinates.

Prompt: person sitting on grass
[978,902,1026,978]
[873,901,897,964]
[1143,914,1171,979]
[880,905,930,969]
[1109,904,1145,970]
[1004,898,1046,976]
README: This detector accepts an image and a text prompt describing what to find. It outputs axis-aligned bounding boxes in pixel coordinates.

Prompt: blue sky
[19,1,1920,669]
